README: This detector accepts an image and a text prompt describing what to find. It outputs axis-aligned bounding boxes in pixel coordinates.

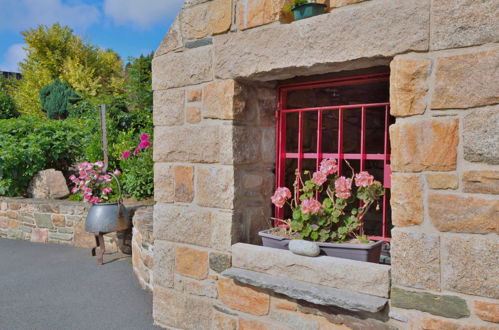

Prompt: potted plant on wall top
[284,0,327,21]
[259,158,385,263]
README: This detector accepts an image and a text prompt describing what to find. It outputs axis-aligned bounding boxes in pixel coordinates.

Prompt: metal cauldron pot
[84,173,131,265]
[85,202,129,233]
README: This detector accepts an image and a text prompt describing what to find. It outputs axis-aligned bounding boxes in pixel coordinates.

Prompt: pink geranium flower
[140,133,150,141]
[319,158,338,175]
[354,171,374,187]
[271,187,292,208]
[138,140,151,149]
[133,148,140,156]
[102,187,113,195]
[89,196,103,204]
[121,150,131,159]
[113,169,121,176]
[312,171,327,186]
[301,198,322,214]
[335,176,352,199]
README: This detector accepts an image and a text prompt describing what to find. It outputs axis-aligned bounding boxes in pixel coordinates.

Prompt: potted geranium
[284,0,327,21]
[69,161,130,233]
[260,158,385,263]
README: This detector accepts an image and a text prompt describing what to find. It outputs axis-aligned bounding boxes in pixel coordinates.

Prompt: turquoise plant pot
[292,3,327,21]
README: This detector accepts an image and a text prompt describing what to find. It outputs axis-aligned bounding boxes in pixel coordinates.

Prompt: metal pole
[100,104,109,174]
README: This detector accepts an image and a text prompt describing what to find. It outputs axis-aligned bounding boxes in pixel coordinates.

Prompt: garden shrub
[40,79,80,119]
[0,116,89,196]
[0,89,18,119]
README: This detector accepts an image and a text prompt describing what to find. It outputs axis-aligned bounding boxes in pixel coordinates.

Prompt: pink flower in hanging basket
[102,187,113,195]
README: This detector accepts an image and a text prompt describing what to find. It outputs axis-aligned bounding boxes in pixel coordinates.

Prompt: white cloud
[0,0,100,32]
[0,44,27,72]
[104,0,184,29]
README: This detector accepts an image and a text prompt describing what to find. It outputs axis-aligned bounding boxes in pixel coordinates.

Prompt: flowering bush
[70,161,121,203]
[119,133,153,200]
[271,159,384,243]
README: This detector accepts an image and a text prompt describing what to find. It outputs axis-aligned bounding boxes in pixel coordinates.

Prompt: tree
[40,79,80,119]
[14,24,125,116]
[125,53,153,113]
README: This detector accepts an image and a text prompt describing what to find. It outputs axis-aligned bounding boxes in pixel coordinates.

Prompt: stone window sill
[223,243,391,313]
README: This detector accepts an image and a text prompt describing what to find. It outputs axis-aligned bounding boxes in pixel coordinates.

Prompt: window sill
[226,243,391,312]
[222,267,388,313]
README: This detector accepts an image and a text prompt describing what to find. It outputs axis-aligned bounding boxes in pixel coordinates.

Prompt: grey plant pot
[259,229,383,263]
[258,229,291,250]
[317,240,383,263]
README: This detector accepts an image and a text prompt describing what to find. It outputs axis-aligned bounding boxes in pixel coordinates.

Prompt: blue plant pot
[292,3,327,21]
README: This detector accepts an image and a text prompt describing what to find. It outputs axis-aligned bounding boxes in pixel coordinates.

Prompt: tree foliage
[0,78,19,119]
[0,116,89,196]
[0,89,18,119]
[14,24,125,116]
[125,53,153,113]
[40,79,80,119]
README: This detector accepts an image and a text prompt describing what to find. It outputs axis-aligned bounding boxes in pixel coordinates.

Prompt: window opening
[275,73,394,241]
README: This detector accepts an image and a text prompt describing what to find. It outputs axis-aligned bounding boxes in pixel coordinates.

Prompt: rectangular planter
[259,229,291,250]
[259,229,383,263]
[317,240,383,263]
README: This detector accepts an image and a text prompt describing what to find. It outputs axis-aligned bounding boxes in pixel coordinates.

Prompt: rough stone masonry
[151,0,499,329]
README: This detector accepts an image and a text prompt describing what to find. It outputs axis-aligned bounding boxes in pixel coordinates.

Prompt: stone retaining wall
[0,197,99,247]
[0,198,150,255]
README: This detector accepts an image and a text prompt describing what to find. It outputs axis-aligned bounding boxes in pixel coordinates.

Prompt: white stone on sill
[289,240,321,257]
[232,243,391,298]
[222,268,388,313]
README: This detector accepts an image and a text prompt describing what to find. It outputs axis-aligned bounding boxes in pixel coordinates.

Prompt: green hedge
[0,116,90,196]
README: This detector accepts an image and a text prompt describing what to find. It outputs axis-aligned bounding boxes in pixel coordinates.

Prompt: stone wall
[0,197,137,254]
[132,206,154,291]
[152,0,499,329]
[0,197,98,247]
[388,40,499,329]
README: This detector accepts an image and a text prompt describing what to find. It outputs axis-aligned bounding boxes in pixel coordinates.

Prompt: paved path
[0,238,159,330]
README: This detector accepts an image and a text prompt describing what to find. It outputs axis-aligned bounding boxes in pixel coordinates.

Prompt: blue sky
[0,0,184,72]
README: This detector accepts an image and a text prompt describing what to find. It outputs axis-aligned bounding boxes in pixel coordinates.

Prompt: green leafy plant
[0,89,18,119]
[283,0,309,13]
[271,159,385,243]
[0,116,90,196]
[40,79,81,119]
[119,133,153,200]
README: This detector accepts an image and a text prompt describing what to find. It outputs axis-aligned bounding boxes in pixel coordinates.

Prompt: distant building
[1,71,22,80]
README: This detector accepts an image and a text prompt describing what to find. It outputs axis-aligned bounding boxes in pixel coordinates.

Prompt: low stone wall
[0,197,136,253]
[131,206,154,291]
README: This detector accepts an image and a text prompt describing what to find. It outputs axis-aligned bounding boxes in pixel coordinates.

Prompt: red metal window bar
[275,73,392,241]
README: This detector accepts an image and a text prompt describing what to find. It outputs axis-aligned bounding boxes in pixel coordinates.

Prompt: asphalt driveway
[0,238,159,330]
